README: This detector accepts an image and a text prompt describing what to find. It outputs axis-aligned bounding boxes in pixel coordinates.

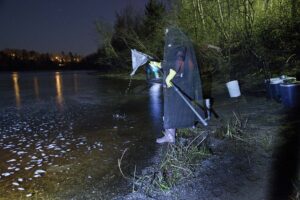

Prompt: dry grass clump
[290,180,300,200]
[215,111,249,143]
[157,138,210,190]
[118,129,211,194]
[216,111,277,152]
[224,112,248,141]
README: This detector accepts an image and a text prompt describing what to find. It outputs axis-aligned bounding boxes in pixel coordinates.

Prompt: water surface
[0,71,162,199]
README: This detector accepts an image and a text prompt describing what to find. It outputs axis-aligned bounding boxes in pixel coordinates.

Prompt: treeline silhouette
[0,49,112,71]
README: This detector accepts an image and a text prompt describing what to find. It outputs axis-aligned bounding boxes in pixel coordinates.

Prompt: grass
[217,111,276,151]
[118,129,211,194]
[117,110,280,196]
[158,142,210,189]
[216,111,249,144]
[118,148,130,180]
[137,142,211,193]
[177,128,195,137]
[225,112,247,138]
[217,111,279,154]
[291,179,300,200]
[259,135,274,152]
[117,111,254,195]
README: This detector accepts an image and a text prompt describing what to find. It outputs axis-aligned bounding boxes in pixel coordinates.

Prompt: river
[0,71,163,199]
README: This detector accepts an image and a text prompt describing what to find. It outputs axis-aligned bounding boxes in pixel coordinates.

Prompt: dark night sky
[0,0,148,56]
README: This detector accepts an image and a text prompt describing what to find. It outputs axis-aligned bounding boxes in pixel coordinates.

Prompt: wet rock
[34,169,46,175]
[2,172,11,177]
[12,182,20,186]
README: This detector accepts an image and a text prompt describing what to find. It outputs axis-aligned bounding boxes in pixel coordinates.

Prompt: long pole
[146,64,208,126]
[156,67,208,126]
[172,82,208,126]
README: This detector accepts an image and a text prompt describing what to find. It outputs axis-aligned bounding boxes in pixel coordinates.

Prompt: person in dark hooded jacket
[156,27,204,144]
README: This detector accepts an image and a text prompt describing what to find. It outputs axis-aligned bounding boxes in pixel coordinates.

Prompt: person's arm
[149,61,161,69]
[166,69,177,88]
[165,47,186,88]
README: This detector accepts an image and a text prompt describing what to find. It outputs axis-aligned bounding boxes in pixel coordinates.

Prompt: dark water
[0,71,162,199]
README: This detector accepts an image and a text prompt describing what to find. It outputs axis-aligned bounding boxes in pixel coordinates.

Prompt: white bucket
[226,80,241,98]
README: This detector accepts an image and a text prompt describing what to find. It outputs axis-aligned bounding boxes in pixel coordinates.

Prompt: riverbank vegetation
[2,0,299,79]
[96,0,300,80]
[115,95,300,200]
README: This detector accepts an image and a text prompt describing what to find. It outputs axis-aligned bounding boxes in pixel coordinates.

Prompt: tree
[96,1,167,69]
[142,0,166,58]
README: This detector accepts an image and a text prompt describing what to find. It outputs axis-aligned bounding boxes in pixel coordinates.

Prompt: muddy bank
[113,81,300,200]
[1,71,299,199]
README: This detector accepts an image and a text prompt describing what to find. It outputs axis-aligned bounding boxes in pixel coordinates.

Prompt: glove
[149,61,161,69]
[166,69,176,88]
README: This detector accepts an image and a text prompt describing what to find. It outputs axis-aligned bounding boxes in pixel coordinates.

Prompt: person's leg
[156,128,175,144]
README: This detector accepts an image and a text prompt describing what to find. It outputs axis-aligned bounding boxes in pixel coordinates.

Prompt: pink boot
[156,129,175,144]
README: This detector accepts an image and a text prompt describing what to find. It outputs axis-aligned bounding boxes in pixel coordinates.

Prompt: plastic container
[226,80,241,98]
[265,76,296,102]
[283,77,296,83]
[280,82,300,108]
[269,79,283,102]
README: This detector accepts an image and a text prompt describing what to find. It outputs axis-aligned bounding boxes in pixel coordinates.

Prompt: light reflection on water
[33,77,40,100]
[12,72,21,108]
[55,72,64,109]
[9,71,71,109]
[0,71,162,199]
[149,83,162,124]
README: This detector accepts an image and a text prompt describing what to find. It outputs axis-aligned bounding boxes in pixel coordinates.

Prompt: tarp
[162,27,204,129]
[130,49,152,76]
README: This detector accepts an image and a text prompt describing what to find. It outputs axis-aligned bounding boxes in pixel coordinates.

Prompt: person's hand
[149,61,161,69]
[166,69,176,88]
